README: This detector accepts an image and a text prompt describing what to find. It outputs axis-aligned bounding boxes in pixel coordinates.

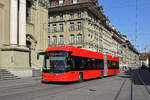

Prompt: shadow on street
[119,68,150,86]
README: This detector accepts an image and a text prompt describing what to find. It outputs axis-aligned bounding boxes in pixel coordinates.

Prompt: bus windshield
[43,51,68,73]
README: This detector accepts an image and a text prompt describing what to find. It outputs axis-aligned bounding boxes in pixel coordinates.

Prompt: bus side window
[96,59,99,70]
[68,56,75,70]
[66,56,71,66]
[112,61,116,68]
[116,61,119,69]
[71,56,75,68]
[87,58,91,70]
[74,56,83,70]
[80,58,84,69]
[108,60,111,69]
[89,58,92,70]
[99,59,104,69]
[74,56,79,70]
[84,58,89,70]
[81,57,87,70]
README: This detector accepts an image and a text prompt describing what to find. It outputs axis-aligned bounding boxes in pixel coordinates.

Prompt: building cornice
[1,46,29,52]
[48,2,108,21]
[49,2,89,12]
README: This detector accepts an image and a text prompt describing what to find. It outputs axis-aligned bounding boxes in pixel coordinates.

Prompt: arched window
[60,24,64,32]
[73,0,78,4]
[59,0,64,6]
[70,22,74,31]
[69,34,75,44]
[48,36,50,46]
[59,35,64,44]
[53,36,57,45]
[53,24,57,32]
[77,34,82,43]
[48,24,50,33]
[77,10,81,18]
[77,22,81,30]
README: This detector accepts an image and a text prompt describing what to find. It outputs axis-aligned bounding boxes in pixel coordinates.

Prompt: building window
[77,10,81,18]
[70,22,74,31]
[77,22,81,30]
[53,15,56,21]
[70,34,75,44]
[53,24,57,32]
[48,24,50,33]
[59,35,64,44]
[53,36,57,45]
[48,36,50,46]
[60,24,64,32]
[77,34,82,43]
[60,13,63,20]
[59,0,64,6]
[70,12,74,19]
[26,7,31,23]
[73,0,78,4]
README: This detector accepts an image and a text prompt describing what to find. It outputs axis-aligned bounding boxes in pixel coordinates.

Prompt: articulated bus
[38,46,119,82]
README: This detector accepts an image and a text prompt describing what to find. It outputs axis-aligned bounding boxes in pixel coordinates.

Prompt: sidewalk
[0,77,41,88]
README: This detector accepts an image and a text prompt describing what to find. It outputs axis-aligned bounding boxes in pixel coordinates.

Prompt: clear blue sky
[98,0,150,52]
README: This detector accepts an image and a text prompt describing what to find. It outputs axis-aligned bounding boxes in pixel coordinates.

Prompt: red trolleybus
[38,46,119,82]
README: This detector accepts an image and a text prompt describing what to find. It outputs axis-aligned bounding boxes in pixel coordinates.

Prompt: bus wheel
[100,71,103,79]
[78,73,83,82]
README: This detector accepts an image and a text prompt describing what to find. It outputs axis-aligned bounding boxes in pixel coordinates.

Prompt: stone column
[10,0,18,45]
[19,0,26,46]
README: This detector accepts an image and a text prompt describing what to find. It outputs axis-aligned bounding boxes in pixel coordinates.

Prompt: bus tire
[100,71,103,78]
[78,73,83,82]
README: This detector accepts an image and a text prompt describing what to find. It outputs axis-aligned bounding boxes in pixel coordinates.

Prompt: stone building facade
[26,0,49,69]
[0,0,30,77]
[0,0,49,77]
[139,52,150,67]
[48,0,114,53]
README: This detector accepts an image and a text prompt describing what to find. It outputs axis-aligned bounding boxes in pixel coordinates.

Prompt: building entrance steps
[0,69,20,81]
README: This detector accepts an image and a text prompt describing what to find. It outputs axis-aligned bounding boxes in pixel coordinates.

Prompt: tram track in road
[0,76,110,96]
[0,74,126,100]
[0,79,97,100]
[113,70,133,100]
[113,79,127,100]
[27,82,90,100]
[24,76,121,100]
[28,76,123,100]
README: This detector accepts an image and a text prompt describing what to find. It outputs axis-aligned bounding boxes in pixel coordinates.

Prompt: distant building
[139,52,150,67]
